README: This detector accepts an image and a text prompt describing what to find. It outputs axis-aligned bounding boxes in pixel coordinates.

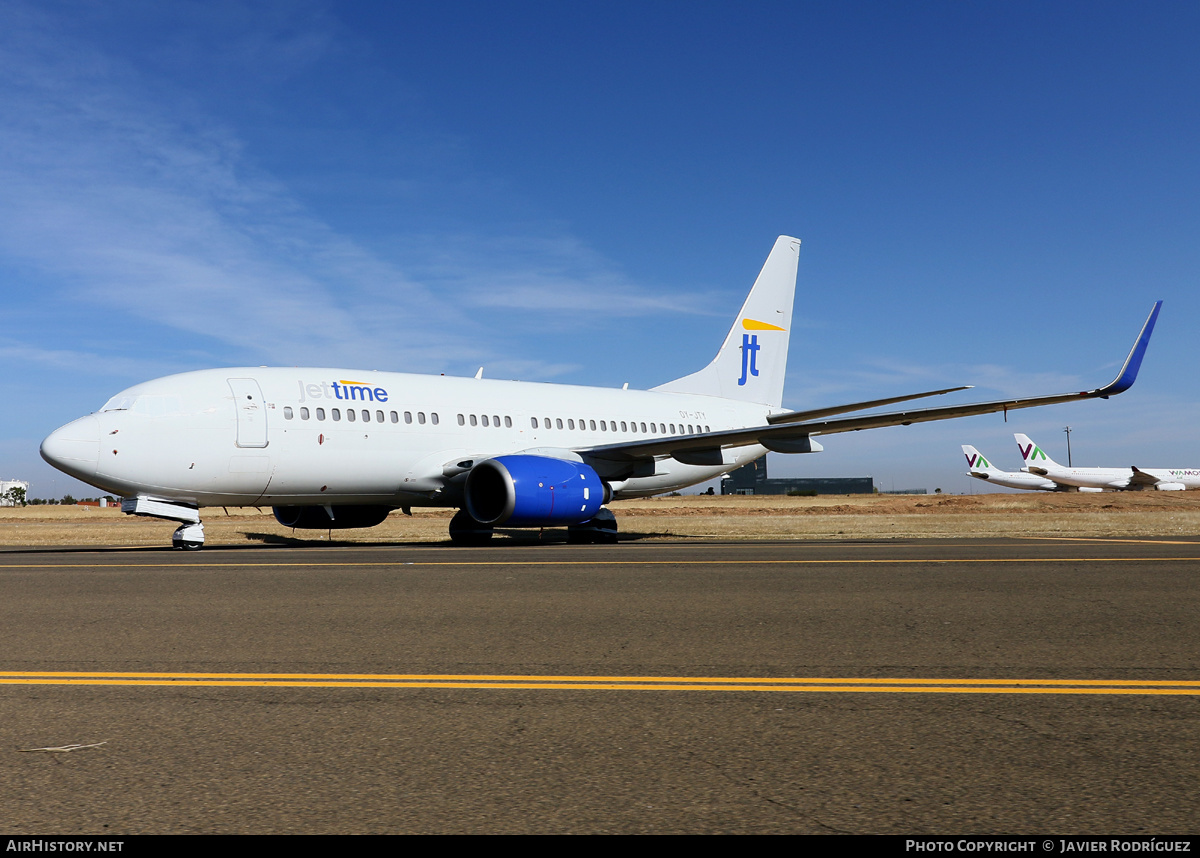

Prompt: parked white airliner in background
[41,237,1162,548]
[962,445,1067,491]
[1016,433,1200,492]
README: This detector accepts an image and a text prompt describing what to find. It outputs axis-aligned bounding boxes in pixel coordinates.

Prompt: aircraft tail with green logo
[1014,434,1061,475]
[962,445,999,475]
[964,442,1060,491]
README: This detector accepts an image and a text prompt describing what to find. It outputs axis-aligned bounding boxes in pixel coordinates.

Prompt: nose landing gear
[171,522,206,550]
[121,497,205,550]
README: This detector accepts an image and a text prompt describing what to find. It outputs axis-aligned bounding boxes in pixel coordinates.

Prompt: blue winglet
[1095,300,1162,397]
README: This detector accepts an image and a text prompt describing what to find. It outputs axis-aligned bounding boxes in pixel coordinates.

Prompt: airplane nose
[41,415,100,481]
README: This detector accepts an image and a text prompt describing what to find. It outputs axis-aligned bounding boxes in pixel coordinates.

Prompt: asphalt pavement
[2,537,1198,833]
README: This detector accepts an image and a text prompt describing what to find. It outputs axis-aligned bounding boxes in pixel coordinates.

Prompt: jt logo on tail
[738,334,761,386]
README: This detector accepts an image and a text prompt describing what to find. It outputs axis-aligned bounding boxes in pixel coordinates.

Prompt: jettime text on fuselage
[297,380,389,403]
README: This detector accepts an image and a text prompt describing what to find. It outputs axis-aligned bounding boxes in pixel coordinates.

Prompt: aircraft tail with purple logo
[1015,434,1061,473]
[652,236,799,409]
[963,445,999,475]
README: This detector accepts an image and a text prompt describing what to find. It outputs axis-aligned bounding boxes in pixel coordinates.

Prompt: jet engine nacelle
[465,455,608,527]
[273,504,394,529]
[1155,482,1186,491]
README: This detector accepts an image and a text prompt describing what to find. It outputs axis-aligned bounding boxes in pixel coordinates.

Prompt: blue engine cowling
[273,505,394,529]
[465,455,607,527]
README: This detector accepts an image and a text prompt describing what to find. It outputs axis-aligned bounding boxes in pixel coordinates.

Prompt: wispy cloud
[403,234,726,317]
[0,339,158,378]
[785,355,1085,412]
[0,2,702,380]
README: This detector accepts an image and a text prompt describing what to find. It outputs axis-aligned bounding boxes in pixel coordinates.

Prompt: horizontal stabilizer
[769,386,973,426]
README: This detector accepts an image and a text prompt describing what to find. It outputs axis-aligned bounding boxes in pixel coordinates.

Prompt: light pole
[1064,426,1073,466]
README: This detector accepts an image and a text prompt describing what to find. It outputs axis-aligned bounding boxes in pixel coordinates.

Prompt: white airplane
[1015,433,1200,492]
[962,445,1066,491]
[40,236,1162,548]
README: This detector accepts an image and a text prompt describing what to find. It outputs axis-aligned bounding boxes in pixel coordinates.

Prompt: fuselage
[966,469,1060,491]
[1027,462,1200,491]
[41,367,773,508]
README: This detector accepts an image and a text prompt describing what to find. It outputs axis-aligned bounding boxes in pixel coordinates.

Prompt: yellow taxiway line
[1,671,1198,695]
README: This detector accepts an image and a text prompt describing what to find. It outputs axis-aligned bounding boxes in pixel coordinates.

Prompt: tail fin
[1014,434,1058,468]
[962,445,999,473]
[652,236,799,408]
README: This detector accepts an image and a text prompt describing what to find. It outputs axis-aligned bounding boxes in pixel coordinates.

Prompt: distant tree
[3,486,25,507]
[60,494,77,506]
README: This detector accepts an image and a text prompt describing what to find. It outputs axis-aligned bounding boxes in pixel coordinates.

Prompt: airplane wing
[578,301,1162,473]
[1129,467,1161,487]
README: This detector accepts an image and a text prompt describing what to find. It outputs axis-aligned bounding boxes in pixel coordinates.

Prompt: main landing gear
[567,509,618,544]
[447,508,619,545]
[448,509,493,545]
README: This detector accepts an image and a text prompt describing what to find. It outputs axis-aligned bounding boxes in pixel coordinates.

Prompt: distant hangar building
[719,457,874,495]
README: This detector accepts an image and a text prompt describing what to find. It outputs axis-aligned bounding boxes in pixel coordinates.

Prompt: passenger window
[300,407,310,420]
[620,421,627,432]
[556,418,563,429]
[316,408,325,421]
[641,422,647,433]
[589,420,596,430]
[482,415,489,427]
[531,417,539,429]
[505,416,512,428]
[347,409,356,422]
[283,407,293,419]
[458,414,465,426]
[432,413,439,425]
[493,415,500,427]
[418,412,426,424]
[361,410,370,422]
[390,411,398,423]
[376,411,384,423]
[405,411,413,424]
[568,419,575,430]
[332,409,341,421]
[470,415,478,426]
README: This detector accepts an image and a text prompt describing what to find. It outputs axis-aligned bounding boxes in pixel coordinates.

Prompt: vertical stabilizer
[962,445,998,473]
[651,236,799,408]
[1015,434,1058,468]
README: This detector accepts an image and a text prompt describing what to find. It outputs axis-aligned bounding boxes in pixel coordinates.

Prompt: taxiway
[2,538,1198,833]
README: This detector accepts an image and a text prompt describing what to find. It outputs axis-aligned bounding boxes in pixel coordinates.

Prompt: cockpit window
[100,393,181,416]
[101,394,138,412]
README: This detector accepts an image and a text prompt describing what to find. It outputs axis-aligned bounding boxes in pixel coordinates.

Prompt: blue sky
[3,0,1198,499]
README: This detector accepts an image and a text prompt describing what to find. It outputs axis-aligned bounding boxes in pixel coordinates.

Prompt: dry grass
[3,492,1200,547]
